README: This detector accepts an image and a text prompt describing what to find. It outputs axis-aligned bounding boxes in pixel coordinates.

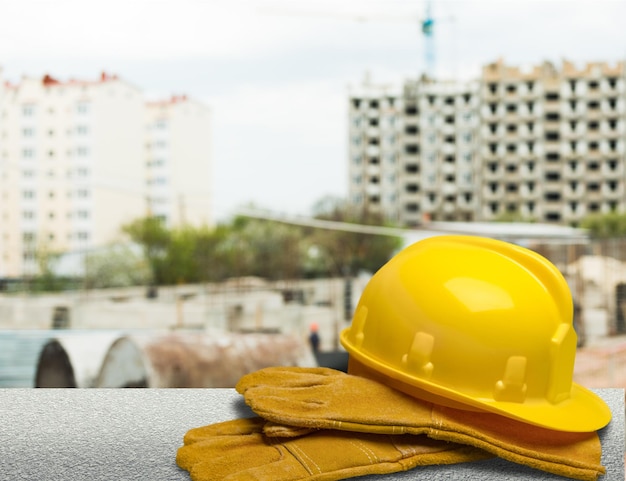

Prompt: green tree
[492,210,536,223]
[191,224,233,282]
[162,226,200,284]
[122,216,171,285]
[310,197,403,276]
[31,244,66,292]
[581,212,626,238]
[84,244,151,289]
[223,216,306,281]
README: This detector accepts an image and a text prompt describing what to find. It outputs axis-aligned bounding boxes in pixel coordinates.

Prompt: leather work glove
[236,367,606,481]
[176,416,491,481]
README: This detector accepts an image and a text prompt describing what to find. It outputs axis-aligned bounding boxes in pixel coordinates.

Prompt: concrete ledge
[0,388,623,480]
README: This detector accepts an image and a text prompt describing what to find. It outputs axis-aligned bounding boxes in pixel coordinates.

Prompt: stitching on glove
[287,441,323,475]
[348,439,379,464]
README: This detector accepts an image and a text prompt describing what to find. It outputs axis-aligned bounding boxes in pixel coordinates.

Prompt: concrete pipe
[95,331,318,388]
[34,332,122,388]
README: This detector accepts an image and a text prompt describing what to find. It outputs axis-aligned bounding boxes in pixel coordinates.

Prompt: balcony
[603,162,623,176]
[564,167,584,180]
[602,184,623,198]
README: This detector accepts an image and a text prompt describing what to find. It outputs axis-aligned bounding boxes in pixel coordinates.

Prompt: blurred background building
[0,72,211,278]
[145,95,212,227]
[348,59,626,226]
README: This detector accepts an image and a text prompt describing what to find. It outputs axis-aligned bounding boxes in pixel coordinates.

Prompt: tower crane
[259,0,454,79]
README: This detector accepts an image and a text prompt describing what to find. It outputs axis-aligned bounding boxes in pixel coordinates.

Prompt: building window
[587,161,600,171]
[22,104,36,116]
[22,148,35,159]
[405,144,419,154]
[545,131,560,141]
[76,102,90,114]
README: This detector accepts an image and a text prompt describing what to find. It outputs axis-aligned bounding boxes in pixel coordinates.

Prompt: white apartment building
[0,71,211,278]
[145,95,211,228]
[348,59,626,227]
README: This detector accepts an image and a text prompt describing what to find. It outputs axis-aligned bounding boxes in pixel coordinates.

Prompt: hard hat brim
[342,333,612,433]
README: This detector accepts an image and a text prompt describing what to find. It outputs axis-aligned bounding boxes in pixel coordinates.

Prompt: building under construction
[348,59,626,227]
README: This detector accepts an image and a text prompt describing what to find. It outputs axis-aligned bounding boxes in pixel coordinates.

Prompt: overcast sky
[0,0,625,221]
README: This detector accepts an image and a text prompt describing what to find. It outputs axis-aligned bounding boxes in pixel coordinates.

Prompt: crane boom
[258,1,454,78]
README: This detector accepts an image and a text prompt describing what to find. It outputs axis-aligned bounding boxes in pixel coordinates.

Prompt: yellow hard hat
[340,235,611,432]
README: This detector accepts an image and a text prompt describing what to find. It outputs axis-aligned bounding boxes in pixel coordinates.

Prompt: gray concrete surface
[0,388,623,480]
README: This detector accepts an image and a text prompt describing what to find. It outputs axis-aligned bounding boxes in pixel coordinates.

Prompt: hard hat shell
[340,235,611,432]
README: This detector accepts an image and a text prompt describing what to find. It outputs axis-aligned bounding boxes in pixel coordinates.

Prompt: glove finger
[182,441,282,480]
[178,419,267,470]
[184,417,265,445]
[236,367,342,395]
[243,381,433,433]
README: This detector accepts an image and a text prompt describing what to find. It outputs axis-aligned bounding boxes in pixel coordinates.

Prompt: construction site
[0,231,625,393]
